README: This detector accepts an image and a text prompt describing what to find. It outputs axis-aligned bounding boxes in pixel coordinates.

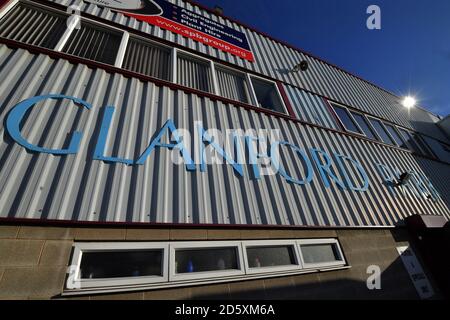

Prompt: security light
[291,60,308,73]
[395,172,412,186]
[402,96,416,109]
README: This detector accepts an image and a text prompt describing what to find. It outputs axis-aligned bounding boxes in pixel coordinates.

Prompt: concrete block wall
[0,224,439,299]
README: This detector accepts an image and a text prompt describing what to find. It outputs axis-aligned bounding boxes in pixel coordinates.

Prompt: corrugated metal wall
[0,47,449,226]
[48,0,449,143]
[283,84,338,130]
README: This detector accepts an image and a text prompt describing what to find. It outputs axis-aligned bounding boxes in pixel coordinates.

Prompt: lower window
[170,242,245,281]
[298,239,346,268]
[67,238,347,294]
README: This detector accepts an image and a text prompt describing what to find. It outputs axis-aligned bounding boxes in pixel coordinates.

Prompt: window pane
[369,119,395,145]
[412,133,434,157]
[399,128,420,152]
[384,124,406,147]
[0,3,67,49]
[123,38,171,80]
[177,54,213,93]
[175,247,238,273]
[301,243,341,264]
[80,250,163,279]
[216,67,250,103]
[333,105,361,133]
[62,22,122,65]
[247,245,296,268]
[350,112,377,139]
[251,77,285,113]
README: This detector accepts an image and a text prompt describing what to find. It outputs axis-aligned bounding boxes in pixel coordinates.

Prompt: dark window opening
[80,250,163,279]
[332,105,361,134]
[251,77,285,113]
[385,124,407,148]
[0,3,67,49]
[350,112,377,139]
[62,21,122,65]
[369,118,395,145]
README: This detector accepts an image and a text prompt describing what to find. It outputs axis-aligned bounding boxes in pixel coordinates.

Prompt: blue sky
[197,0,450,116]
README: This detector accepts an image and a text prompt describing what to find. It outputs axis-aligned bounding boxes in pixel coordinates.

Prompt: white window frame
[297,238,346,269]
[242,239,302,275]
[64,239,349,296]
[366,116,397,145]
[347,109,379,140]
[384,123,409,148]
[248,74,288,114]
[329,101,366,136]
[169,241,245,282]
[119,33,173,79]
[52,4,126,62]
[69,242,169,289]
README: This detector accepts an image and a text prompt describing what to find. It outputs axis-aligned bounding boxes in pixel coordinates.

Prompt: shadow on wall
[188,258,420,300]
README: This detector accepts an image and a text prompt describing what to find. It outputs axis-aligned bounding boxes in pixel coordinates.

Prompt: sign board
[396,246,434,299]
[83,0,254,61]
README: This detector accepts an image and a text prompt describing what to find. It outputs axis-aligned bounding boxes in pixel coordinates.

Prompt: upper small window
[250,77,285,113]
[411,133,435,158]
[216,66,251,103]
[0,2,67,49]
[398,128,421,152]
[61,21,122,65]
[332,104,362,134]
[369,118,395,145]
[384,124,407,148]
[350,111,377,139]
[122,37,171,80]
[177,53,214,93]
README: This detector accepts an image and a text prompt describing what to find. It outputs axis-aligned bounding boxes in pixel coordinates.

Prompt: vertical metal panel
[177,53,213,93]
[0,1,66,49]
[45,0,449,142]
[122,37,171,80]
[215,66,249,104]
[0,48,449,226]
[283,84,338,130]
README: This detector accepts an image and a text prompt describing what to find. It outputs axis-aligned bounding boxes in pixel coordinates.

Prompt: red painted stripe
[0,216,397,230]
[276,82,296,118]
[322,97,344,131]
[0,0,11,10]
